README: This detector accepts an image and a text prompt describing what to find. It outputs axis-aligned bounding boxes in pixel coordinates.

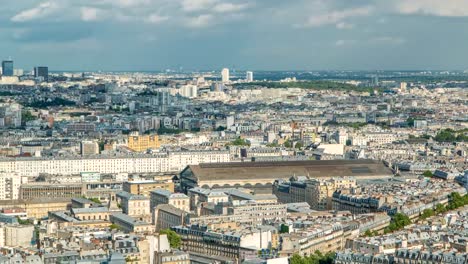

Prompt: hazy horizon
[2,0,468,71]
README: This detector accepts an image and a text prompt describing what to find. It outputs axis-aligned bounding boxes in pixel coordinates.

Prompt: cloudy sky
[2,0,468,71]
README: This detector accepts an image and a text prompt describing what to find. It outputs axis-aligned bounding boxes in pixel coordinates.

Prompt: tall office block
[246,71,253,82]
[221,68,230,83]
[34,66,49,82]
[1,60,13,76]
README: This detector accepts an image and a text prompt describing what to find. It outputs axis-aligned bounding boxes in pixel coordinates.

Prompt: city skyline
[2,0,468,71]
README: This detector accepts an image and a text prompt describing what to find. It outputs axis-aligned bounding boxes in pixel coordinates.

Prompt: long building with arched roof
[180,159,393,194]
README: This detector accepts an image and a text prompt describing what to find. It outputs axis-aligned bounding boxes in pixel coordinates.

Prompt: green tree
[295,142,303,149]
[422,170,433,177]
[284,140,292,148]
[109,224,121,230]
[364,229,373,237]
[279,224,289,234]
[229,137,250,146]
[290,254,306,264]
[420,209,435,220]
[22,110,36,123]
[384,213,411,233]
[435,204,446,214]
[160,229,181,249]
[289,251,335,264]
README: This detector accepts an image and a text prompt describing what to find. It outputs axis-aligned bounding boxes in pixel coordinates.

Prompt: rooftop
[184,159,393,181]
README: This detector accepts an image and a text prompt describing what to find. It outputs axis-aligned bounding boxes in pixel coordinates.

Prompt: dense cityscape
[0,58,465,264]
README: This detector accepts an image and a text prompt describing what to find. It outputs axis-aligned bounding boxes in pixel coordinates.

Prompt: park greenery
[109,224,122,230]
[446,192,468,210]
[289,250,335,264]
[284,139,293,148]
[157,126,184,135]
[364,229,379,237]
[160,229,181,249]
[435,128,468,142]
[21,110,35,123]
[235,81,378,93]
[422,170,433,177]
[279,224,289,234]
[26,97,76,108]
[228,137,251,146]
[383,213,411,234]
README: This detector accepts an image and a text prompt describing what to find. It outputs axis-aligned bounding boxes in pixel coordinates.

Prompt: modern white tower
[221,68,230,83]
[246,71,253,82]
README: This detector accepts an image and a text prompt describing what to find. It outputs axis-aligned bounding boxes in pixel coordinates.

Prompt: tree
[290,254,306,264]
[229,137,250,146]
[364,229,373,237]
[160,229,181,249]
[420,209,435,220]
[435,204,446,214]
[295,142,303,149]
[22,110,36,123]
[384,213,411,233]
[280,224,289,234]
[284,140,292,148]
[422,170,433,178]
[109,224,121,230]
[289,251,335,264]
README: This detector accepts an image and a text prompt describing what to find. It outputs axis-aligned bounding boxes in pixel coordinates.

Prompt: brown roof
[184,159,393,181]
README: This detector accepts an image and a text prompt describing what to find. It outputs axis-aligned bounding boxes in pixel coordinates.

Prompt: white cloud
[370,36,406,45]
[80,7,100,22]
[213,3,249,13]
[302,6,372,28]
[395,0,468,17]
[185,14,214,27]
[181,0,218,12]
[11,1,60,22]
[335,39,357,46]
[336,22,353,29]
[145,14,169,24]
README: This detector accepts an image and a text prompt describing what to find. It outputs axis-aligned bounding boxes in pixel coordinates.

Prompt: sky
[2,0,468,71]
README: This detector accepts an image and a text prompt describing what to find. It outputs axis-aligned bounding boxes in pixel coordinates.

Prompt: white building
[0,173,28,200]
[400,82,407,92]
[179,85,198,98]
[221,68,230,83]
[246,71,254,82]
[4,225,34,248]
[0,151,231,177]
[226,115,235,129]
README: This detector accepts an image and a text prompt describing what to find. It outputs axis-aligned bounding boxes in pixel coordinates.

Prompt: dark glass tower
[34,66,49,82]
[1,60,13,76]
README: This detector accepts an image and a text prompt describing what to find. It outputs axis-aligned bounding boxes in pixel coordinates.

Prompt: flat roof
[184,159,393,181]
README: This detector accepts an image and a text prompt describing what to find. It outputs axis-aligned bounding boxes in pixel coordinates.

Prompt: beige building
[155,251,190,264]
[70,207,112,221]
[128,132,160,152]
[154,204,187,231]
[273,177,356,210]
[117,191,151,222]
[80,141,99,156]
[150,189,190,213]
[307,177,356,210]
[0,198,70,219]
[110,212,155,233]
[4,225,34,248]
[123,180,174,197]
